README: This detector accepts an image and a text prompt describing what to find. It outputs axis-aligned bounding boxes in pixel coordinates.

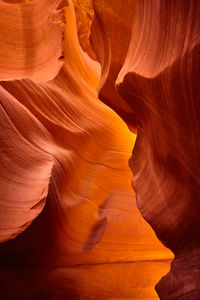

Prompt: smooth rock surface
[0,0,177,299]
[91,0,200,298]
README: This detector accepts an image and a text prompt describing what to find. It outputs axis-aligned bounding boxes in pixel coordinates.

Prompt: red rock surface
[91,0,200,298]
[4,0,199,299]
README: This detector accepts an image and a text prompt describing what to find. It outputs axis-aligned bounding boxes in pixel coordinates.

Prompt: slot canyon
[0,0,199,299]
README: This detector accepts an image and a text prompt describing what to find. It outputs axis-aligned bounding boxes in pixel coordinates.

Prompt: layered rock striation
[3,0,198,299]
[91,0,200,298]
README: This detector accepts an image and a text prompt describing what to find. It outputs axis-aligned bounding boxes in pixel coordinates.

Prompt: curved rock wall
[91,0,200,299]
[1,0,191,299]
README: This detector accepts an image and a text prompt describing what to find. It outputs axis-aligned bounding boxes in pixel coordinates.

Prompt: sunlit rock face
[0,0,65,80]
[0,0,178,299]
[91,0,200,299]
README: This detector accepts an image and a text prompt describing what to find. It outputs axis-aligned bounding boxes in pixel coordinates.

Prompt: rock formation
[91,0,200,298]
[2,0,199,299]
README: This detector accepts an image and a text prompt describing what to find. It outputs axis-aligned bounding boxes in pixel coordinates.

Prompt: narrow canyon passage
[0,0,199,299]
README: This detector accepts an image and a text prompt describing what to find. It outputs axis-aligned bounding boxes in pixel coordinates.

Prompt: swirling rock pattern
[0,0,65,81]
[0,0,177,299]
[91,0,200,299]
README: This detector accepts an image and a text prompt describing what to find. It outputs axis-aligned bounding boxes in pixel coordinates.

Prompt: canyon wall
[91,0,200,299]
[1,0,199,299]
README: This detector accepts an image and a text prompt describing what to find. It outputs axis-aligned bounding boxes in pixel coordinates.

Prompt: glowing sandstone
[0,0,178,299]
[0,0,64,81]
[91,0,200,298]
